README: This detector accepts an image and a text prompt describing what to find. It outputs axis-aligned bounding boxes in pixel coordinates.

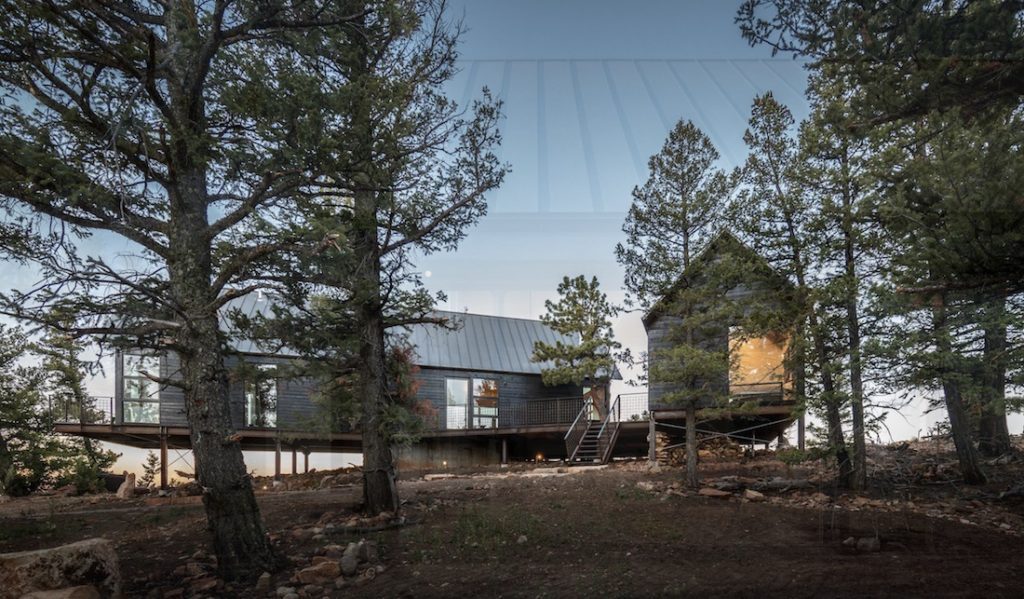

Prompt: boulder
[116,473,136,499]
[0,538,121,599]
[743,489,766,502]
[21,586,100,599]
[340,543,360,577]
[295,561,340,585]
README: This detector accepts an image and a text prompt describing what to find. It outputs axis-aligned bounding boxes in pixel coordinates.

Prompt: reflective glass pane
[124,401,159,424]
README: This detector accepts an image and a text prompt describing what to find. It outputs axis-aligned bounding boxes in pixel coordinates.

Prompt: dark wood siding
[413,366,581,428]
[148,354,581,430]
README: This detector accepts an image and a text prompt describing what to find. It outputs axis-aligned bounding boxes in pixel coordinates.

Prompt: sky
[6,1,1011,476]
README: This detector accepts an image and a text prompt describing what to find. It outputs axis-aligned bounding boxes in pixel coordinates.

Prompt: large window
[122,354,160,424]
[245,364,278,428]
[445,378,469,429]
[472,378,499,428]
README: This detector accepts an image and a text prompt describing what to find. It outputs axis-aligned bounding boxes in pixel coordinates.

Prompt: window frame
[244,363,279,429]
[121,353,161,424]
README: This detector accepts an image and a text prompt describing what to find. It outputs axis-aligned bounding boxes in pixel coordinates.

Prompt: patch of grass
[0,517,58,543]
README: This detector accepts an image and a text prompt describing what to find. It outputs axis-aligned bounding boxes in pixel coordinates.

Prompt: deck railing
[595,394,621,463]
[51,396,115,425]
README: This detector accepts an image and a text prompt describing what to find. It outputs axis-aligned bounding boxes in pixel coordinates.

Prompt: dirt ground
[2,443,1024,598]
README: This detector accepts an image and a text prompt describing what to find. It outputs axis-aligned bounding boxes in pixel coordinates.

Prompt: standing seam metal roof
[404,310,575,375]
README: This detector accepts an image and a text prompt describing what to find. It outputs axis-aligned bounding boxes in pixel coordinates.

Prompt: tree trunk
[685,403,698,487]
[353,186,400,516]
[841,189,867,491]
[180,326,278,580]
[978,297,1011,456]
[810,318,853,487]
[932,296,986,484]
[169,173,276,580]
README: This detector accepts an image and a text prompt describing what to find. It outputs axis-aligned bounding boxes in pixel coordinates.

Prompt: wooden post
[797,413,806,451]
[501,438,508,465]
[274,439,281,480]
[303,449,310,474]
[291,446,297,475]
[648,414,657,464]
[686,404,698,487]
[159,431,168,490]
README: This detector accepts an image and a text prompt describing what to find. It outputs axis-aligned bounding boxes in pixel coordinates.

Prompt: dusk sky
[5,0,986,475]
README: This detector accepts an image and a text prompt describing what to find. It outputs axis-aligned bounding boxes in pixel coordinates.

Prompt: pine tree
[737,1,1024,128]
[241,1,507,516]
[871,106,1024,483]
[616,120,738,486]
[140,451,161,488]
[532,275,620,416]
[0,1,369,579]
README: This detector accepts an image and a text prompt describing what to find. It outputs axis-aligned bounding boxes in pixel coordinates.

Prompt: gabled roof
[404,311,575,375]
[221,298,618,379]
[641,229,792,329]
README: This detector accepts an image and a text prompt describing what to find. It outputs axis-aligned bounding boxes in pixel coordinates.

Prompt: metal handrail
[563,398,590,440]
[596,394,621,463]
[563,398,592,461]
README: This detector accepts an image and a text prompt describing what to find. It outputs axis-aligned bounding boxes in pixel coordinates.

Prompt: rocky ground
[2,438,1023,598]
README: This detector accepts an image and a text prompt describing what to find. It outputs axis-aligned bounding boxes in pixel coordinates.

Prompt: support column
[648,414,657,464]
[274,439,281,480]
[303,449,310,474]
[159,430,168,490]
[291,446,297,475]
[797,413,806,451]
[686,405,698,487]
[501,438,508,465]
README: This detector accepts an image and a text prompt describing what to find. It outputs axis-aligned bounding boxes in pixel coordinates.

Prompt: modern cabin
[56,307,630,485]
[642,230,802,448]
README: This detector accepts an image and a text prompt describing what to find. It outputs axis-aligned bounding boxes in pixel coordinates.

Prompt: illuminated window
[472,378,499,429]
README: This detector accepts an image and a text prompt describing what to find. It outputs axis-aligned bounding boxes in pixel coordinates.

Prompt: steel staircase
[564,395,622,464]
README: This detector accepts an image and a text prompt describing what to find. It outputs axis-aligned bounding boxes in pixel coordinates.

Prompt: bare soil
[2,443,1023,598]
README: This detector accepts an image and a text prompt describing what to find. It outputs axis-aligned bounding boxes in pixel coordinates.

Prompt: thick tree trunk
[932,298,986,484]
[169,173,276,580]
[180,324,278,580]
[978,297,1011,456]
[353,187,400,516]
[685,403,698,487]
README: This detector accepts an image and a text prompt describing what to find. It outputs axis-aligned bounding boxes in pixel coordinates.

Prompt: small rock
[999,523,1012,530]
[855,537,881,553]
[275,586,296,597]
[255,572,272,591]
[311,556,333,566]
[841,536,856,547]
[698,487,731,498]
[743,489,766,502]
[302,584,323,595]
[809,492,831,504]
[296,561,341,585]
[284,594,299,599]
[636,481,656,491]
[516,535,528,545]
[322,545,345,559]
[184,561,205,577]
[334,576,347,589]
